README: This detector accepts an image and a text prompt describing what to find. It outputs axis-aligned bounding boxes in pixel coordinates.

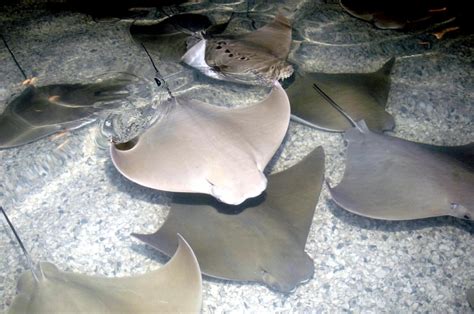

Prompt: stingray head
[205,164,268,205]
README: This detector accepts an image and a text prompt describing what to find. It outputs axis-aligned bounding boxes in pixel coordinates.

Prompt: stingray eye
[464,214,471,220]
[115,137,139,151]
[216,45,222,49]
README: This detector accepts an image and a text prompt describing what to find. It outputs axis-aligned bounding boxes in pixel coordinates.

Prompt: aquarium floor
[1,0,473,312]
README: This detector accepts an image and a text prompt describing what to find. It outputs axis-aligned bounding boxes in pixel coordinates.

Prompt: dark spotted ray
[130,14,215,63]
[0,73,137,149]
[133,146,325,293]
[329,121,474,221]
[286,58,395,133]
[110,82,290,205]
[339,0,457,30]
[181,13,293,86]
[1,206,202,313]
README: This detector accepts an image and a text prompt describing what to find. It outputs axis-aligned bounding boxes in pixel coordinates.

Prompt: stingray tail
[0,206,43,282]
[311,83,365,133]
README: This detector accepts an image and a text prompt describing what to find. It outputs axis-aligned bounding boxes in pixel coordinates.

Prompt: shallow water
[0,0,473,312]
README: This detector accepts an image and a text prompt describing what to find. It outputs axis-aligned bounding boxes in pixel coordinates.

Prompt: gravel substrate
[1,0,473,312]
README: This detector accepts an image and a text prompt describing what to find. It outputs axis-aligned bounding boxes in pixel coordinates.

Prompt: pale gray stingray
[133,146,325,293]
[181,13,293,86]
[329,121,474,221]
[110,82,290,205]
[0,73,136,149]
[130,14,215,62]
[286,58,395,132]
[1,206,202,313]
[7,236,202,313]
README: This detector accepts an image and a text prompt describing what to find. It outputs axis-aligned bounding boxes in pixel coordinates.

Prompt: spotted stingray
[182,13,293,86]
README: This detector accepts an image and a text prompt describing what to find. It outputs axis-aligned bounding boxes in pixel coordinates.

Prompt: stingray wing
[133,146,325,292]
[0,73,135,149]
[237,13,292,59]
[287,58,395,132]
[110,82,290,205]
[8,235,202,314]
[329,121,474,220]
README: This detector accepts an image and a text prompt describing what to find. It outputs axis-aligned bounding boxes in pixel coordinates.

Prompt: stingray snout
[209,173,268,205]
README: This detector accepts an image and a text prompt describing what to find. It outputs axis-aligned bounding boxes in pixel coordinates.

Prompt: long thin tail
[141,43,174,99]
[1,206,40,281]
[312,83,364,132]
[1,34,28,81]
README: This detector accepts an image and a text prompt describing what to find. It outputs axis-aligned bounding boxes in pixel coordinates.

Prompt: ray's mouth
[114,136,139,151]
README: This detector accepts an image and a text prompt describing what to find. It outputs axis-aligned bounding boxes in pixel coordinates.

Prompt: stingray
[339,0,457,30]
[181,13,293,86]
[130,13,223,63]
[132,146,325,293]
[1,207,202,313]
[328,121,474,221]
[286,58,395,133]
[110,81,290,205]
[0,73,136,149]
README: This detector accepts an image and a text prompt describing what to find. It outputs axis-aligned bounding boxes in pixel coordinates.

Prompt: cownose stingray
[181,13,294,86]
[110,81,290,205]
[329,121,474,221]
[339,0,456,30]
[132,146,325,293]
[286,58,395,132]
[0,73,137,149]
[130,13,221,63]
[1,207,202,313]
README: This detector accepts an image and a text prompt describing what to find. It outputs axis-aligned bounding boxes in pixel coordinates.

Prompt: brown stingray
[110,82,290,205]
[181,13,293,85]
[130,14,215,62]
[1,207,202,313]
[329,121,474,221]
[286,58,395,133]
[339,0,457,30]
[0,73,137,149]
[133,146,325,293]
